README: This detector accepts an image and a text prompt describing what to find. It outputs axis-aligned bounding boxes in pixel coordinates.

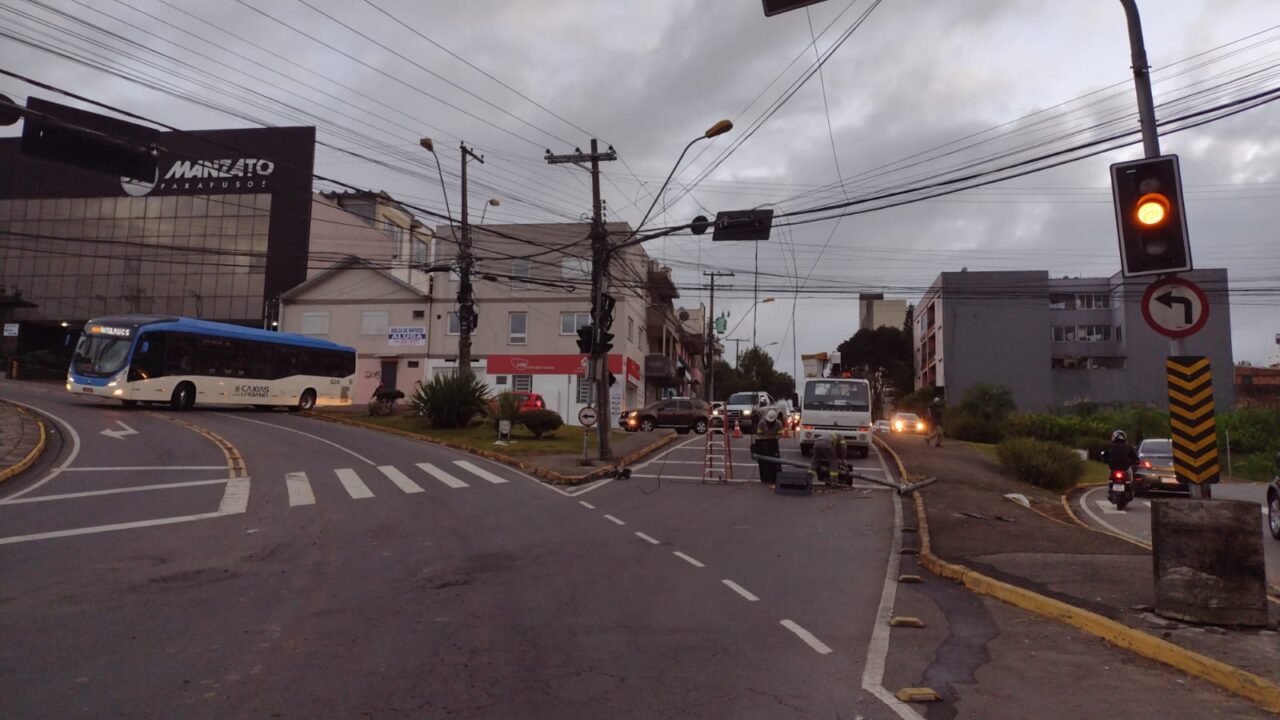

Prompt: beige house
[279,257,430,401]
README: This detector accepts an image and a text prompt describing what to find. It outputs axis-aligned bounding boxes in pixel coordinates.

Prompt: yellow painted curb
[911,490,1280,713]
[895,688,941,703]
[0,401,46,484]
[304,412,678,486]
[889,616,925,628]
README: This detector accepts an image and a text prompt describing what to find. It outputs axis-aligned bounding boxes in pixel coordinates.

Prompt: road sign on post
[712,209,774,242]
[1166,356,1220,485]
[1141,276,1208,338]
[578,406,598,427]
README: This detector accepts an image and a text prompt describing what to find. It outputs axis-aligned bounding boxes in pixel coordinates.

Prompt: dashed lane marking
[634,531,660,545]
[604,514,626,526]
[780,619,833,655]
[452,460,509,485]
[416,463,469,489]
[722,579,759,602]
[286,471,315,507]
[335,468,374,500]
[378,465,425,494]
[673,551,705,568]
[578,500,595,509]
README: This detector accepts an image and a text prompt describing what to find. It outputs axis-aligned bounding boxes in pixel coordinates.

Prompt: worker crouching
[808,431,848,486]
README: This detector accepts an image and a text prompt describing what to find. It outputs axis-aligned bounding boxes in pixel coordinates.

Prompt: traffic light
[596,293,616,330]
[1111,155,1192,277]
[608,372,617,387]
[576,325,594,354]
[597,329,614,354]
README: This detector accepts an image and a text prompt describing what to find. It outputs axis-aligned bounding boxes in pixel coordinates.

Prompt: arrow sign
[100,421,138,440]
[1141,276,1209,339]
[1155,290,1193,325]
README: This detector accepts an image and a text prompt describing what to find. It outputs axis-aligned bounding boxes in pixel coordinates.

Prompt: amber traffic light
[1110,155,1192,277]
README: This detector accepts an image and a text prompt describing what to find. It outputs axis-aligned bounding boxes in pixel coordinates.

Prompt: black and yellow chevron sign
[1166,356,1219,484]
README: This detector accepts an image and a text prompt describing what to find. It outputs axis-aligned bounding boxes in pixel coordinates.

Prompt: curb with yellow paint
[148,411,246,478]
[304,412,678,486]
[0,401,47,484]
[875,435,1280,713]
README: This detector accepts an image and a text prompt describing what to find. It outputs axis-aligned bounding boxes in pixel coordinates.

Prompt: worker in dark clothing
[926,397,945,447]
[1103,430,1139,470]
[809,431,847,486]
[753,408,784,483]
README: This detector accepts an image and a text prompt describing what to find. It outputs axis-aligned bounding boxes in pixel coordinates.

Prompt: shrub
[896,386,940,416]
[519,409,564,438]
[996,437,1085,490]
[1074,434,1111,462]
[1006,413,1108,445]
[410,374,490,428]
[1218,408,1280,454]
[947,408,1005,443]
[490,391,523,432]
[957,383,1016,425]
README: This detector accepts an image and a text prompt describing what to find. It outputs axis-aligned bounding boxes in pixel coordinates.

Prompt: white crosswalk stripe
[416,462,469,489]
[286,471,315,507]
[335,468,375,499]
[452,460,509,484]
[378,465,425,494]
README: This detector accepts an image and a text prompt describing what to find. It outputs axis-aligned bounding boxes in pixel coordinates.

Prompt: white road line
[227,415,376,465]
[721,579,759,602]
[630,435,704,471]
[218,476,251,514]
[60,465,230,472]
[673,551,704,568]
[564,476,615,496]
[1079,487,1144,539]
[0,511,226,546]
[1097,500,1127,515]
[634,531,660,545]
[378,465,424,494]
[780,619,833,655]
[453,460,509,485]
[416,463,468,489]
[578,500,595,509]
[1,400,81,501]
[0,478,228,505]
[604,514,626,526]
[335,468,375,499]
[1141,500,1151,508]
[286,471,316,506]
[860,446,928,720]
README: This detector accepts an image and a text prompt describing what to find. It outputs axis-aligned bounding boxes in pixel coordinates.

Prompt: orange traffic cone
[732,420,743,438]
[782,424,791,439]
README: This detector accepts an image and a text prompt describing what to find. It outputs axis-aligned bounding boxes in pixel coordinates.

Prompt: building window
[495,375,508,386]
[560,256,589,281]
[560,311,591,335]
[575,373,591,403]
[301,312,329,337]
[628,316,635,343]
[509,312,527,345]
[447,312,460,335]
[412,310,425,319]
[407,360,420,369]
[1049,294,1070,310]
[1074,293,1109,310]
[1116,326,1123,343]
[410,238,428,265]
[361,310,390,336]
[511,259,531,290]
[513,375,532,392]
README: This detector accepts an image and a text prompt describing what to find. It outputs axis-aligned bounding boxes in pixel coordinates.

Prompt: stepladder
[702,421,734,484]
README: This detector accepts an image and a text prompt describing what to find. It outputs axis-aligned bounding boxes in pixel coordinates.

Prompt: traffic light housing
[576,325,594,354]
[1111,155,1192,277]
[596,329,614,354]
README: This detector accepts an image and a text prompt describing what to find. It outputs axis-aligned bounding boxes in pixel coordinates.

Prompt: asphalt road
[0,382,921,719]
[1073,481,1280,591]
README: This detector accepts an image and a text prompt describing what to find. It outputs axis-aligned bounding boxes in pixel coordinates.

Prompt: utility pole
[546,140,618,461]
[703,270,734,402]
[723,338,749,366]
[456,142,484,377]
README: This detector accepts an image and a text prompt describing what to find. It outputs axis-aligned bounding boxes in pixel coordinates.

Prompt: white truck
[798,352,872,458]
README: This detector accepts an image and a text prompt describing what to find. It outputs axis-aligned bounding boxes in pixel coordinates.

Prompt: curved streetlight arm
[420,138,458,245]
[634,135,703,235]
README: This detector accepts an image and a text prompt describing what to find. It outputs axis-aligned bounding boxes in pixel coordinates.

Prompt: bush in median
[519,409,564,438]
[996,437,1084,490]
[410,374,490,428]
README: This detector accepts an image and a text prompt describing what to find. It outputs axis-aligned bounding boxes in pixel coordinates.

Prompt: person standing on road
[752,408,784,484]
[925,397,945,447]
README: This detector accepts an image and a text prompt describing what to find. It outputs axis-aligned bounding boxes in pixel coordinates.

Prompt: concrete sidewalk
[0,400,44,482]
[884,433,1280,689]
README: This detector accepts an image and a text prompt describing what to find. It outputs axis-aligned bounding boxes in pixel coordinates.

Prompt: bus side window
[164,334,196,376]
[129,332,166,381]
[250,343,275,380]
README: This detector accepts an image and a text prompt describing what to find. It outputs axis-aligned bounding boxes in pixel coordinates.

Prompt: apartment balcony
[647,262,679,301]
[645,354,678,379]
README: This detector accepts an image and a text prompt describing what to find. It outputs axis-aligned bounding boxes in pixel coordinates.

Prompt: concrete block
[889,616,926,628]
[897,574,924,583]
[896,687,941,703]
[1151,498,1269,627]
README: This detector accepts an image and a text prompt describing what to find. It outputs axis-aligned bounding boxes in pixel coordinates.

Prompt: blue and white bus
[67,315,356,410]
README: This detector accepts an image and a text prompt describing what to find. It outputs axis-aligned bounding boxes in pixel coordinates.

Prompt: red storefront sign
[485,354,643,383]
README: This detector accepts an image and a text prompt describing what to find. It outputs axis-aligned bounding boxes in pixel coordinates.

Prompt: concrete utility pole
[456,142,484,377]
[703,270,734,401]
[546,140,618,460]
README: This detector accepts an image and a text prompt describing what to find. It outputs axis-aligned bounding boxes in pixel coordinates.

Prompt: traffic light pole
[457,143,484,377]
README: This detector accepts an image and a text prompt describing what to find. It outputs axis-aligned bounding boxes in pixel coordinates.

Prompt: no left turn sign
[1141,276,1209,338]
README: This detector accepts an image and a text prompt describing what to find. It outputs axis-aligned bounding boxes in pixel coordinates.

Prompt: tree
[903,303,915,335]
[834,325,914,418]
[713,347,795,403]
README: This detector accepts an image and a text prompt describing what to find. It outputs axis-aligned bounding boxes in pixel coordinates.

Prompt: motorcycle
[1107,466,1135,511]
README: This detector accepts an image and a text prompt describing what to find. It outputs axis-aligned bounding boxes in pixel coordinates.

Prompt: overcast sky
[3,0,1279,378]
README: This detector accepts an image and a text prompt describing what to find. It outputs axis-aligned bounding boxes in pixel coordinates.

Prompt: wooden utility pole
[457,142,484,376]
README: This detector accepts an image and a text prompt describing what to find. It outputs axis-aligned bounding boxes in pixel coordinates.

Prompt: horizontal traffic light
[1110,155,1192,277]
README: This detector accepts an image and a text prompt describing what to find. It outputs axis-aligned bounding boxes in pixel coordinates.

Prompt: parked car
[874,419,892,433]
[725,391,773,433]
[624,397,710,435]
[1266,453,1279,540]
[1133,438,1187,495]
[891,412,925,434]
[488,391,546,413]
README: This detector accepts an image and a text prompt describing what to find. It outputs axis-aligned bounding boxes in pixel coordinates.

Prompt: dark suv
[624,397,710,435]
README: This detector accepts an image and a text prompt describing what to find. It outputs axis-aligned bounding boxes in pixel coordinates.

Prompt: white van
[799,378,873,458]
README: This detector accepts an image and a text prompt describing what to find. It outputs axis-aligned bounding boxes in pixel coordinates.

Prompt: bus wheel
[170,383,195,411]
[292,390,316,412]
[121,399,138,409]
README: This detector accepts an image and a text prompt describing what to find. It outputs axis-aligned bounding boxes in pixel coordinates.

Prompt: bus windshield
[72,335,134,378]
[804,381,869,412]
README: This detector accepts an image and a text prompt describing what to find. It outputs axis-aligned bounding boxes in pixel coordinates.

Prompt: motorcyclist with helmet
[1103,429,1139,471]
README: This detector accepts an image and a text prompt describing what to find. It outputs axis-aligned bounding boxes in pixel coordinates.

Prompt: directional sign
[1141,276,1209,338]
[578,406,598,427]
[1166,356,1219,485]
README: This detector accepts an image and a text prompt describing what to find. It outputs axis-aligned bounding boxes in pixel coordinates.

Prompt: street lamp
[634,119,733,233]
[479,197,500,225]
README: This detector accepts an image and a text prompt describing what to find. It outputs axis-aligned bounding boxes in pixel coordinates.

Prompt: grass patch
[961,441,997,461]
[968,440,1110,487]
[327,412,629,457]
[1224,452,1276,482]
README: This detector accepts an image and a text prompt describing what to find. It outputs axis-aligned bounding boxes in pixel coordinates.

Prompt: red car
[489,391,545,413]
